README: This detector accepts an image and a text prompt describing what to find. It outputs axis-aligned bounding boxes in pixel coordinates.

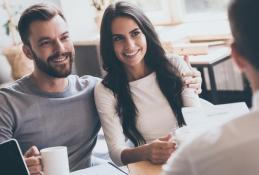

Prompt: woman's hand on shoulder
[182,55,202,94]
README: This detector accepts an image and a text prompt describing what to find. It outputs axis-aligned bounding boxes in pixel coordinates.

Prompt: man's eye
[39,41,51,46]
[61,35,70,41]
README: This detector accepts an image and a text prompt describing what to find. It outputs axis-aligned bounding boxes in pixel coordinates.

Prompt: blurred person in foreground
[162,0,259,174]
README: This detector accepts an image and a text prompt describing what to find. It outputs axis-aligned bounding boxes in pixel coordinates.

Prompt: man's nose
[54,39,65,52]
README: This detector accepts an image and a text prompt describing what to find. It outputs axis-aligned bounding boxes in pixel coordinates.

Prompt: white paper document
[182,102,249,127]
[70,163,128,175]
[176,102,250,143]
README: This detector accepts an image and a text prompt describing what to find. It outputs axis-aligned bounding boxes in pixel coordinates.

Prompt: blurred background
[0,0,251,107]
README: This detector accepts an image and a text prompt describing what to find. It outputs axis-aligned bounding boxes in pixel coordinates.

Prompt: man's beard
[31,49,74,78]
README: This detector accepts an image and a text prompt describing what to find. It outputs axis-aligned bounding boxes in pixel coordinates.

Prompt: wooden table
[128,161,162,175]
[70,161,162,175]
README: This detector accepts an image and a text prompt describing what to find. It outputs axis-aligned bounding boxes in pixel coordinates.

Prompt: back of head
[18,2,66,46]
[228,0,259,70]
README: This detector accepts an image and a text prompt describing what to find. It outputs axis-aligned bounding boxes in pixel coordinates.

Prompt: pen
[108,161,129,175]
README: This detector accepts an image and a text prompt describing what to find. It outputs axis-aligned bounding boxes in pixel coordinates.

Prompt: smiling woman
[94,1,202,167]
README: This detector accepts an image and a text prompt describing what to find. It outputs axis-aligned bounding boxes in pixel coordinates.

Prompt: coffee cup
[40,146,70,175]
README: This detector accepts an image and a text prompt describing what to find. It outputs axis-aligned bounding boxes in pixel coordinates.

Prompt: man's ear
[231,43,249,72]
[22,45,33,60]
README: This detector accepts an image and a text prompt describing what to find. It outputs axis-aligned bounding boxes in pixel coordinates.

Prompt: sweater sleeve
[94,82,128,166]
[169,55,201,107]
[0,93,15,143]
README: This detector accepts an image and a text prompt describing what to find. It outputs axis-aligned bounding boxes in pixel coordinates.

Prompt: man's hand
[183,55,202,94]
[24,146,42,175]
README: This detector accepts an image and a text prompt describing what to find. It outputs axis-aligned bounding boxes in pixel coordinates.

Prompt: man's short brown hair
[18,3,66,46]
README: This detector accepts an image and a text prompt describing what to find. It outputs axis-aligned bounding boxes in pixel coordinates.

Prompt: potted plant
[1,0,21,45]
[91,0,113,27]
[1,0,34,80]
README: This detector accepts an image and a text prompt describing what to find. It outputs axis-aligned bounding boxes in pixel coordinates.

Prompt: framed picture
[127,0,185,25]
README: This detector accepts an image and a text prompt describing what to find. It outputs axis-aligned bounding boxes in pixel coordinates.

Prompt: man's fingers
[27,164,42,174]
[24,146,40,158]
[25,155,43,175]
[25,156,41,166]
[24,146,42,175]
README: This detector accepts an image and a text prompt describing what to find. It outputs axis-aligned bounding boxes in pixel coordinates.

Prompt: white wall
[0,0,61,48]
[0,0,97,48]
[59,0,99,42]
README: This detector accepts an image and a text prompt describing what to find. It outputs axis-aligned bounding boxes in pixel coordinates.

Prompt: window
[126,0,176,25]
[184,0,231,21]
[124,0,231,25]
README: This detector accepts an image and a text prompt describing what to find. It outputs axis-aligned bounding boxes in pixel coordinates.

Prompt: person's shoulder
[71,74,101,82]
[165,111,259,174]
[0,76,30,104]
[94,81,116,111]
[223,109,259,132]
[80,75,102,81]
[0,75,29,93]
[94,80,113,95]
[178,110,258,159]
[68,75,102,87]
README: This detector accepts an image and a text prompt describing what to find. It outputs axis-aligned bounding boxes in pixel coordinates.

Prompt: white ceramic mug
[40,146,70,175]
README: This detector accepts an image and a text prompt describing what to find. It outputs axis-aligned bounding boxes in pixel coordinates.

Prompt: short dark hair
[228,0,259,70]
[18,3,66,46]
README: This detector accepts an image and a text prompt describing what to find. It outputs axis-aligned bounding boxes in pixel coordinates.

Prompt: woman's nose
[124,38,135,49]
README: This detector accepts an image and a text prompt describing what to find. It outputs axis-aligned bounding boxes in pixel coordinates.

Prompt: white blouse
[94,55,201,165]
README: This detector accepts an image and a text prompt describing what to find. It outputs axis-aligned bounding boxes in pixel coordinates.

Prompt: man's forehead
[28,15,68,39]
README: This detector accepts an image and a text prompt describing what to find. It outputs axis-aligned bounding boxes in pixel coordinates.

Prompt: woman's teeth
[124,50,138,57]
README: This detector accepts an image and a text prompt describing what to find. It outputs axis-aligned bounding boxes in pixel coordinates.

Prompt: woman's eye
[132,31,140,37]
[112,36,123,42]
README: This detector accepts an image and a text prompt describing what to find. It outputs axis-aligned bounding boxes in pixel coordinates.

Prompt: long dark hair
[100,1,184,146]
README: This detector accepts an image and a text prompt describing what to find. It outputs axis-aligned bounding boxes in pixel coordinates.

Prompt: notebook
[0,139,30,175]
[70,162,129,175]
